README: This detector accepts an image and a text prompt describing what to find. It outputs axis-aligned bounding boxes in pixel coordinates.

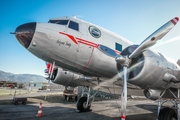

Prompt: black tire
[22,101,26,105]
[75,96,78,101]
[64,95,67,100]
[158,107,177,120]
[77,97,91,112]
[15,102,18,105]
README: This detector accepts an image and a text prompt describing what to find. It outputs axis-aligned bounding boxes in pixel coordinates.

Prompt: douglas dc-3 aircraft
[13,16,180,120]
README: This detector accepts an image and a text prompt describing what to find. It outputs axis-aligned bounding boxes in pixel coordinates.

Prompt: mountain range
[0,70,47,83]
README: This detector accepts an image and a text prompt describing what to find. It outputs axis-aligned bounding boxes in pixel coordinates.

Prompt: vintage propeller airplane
[12,16,180,120]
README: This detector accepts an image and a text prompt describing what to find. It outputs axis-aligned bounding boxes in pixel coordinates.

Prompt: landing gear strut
[157,88,180,120]
[77,87,100,112]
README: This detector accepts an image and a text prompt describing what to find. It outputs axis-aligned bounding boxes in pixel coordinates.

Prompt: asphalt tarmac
[0,92,158,120]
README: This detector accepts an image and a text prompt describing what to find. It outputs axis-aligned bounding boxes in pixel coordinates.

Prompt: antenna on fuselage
[72,15,83,19]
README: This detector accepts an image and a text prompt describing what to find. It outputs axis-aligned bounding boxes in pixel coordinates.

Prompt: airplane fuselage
[20,17,132,77]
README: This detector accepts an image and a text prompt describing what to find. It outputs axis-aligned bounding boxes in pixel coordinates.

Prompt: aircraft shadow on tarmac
[0,103,119,120]
[0,93,158,120]
[0,99,158,120]
[135,104,157,112]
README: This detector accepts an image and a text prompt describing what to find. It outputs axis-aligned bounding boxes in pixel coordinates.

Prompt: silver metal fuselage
[27,17,131,78]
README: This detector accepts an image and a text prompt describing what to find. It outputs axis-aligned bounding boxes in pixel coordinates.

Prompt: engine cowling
[117,45,180,89]
[143,89,162,100]
[50,68,97,87]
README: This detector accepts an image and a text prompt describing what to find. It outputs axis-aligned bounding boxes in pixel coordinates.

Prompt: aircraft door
[65,20,82,66]
[75,23,94,71]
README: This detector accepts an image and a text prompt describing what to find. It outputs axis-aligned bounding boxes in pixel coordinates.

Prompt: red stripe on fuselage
[59,32,78,44]
[78,41,98,47]
[59,32,98,47]
[59,32,121,54]
[76,38,98,48]
[84,47,95,70]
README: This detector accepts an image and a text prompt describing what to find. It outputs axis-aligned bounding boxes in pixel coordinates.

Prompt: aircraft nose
[15,22,36,48]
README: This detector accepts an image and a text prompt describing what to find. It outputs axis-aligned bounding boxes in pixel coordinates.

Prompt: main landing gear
[157,88,180,120]
[77,87,100,112]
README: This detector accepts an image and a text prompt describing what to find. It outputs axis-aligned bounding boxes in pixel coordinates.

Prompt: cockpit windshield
[48,20,69,25]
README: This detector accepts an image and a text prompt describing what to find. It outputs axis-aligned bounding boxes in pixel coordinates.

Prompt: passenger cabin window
[68,21,79,31]
[48,20,69,25]
[115,43,122,52]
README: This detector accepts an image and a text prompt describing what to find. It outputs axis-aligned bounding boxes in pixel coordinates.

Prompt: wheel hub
[83,102,88,109]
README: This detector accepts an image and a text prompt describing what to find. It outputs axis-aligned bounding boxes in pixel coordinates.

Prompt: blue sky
[0,0,180,76]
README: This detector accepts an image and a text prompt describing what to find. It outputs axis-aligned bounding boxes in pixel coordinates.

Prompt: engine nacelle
[143,89,162,100]
[117,45,180,89]
[50,68,97,87]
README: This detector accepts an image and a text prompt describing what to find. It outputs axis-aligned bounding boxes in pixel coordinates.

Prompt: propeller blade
[48,79,51,90]
[129,17,179,59]
[120,66,128,120]
[94,60,143,90]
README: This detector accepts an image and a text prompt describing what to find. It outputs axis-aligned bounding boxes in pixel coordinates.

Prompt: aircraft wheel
[77,97,91,112]
[75,96,78,101]
[14,101,18,105]
[64,95,67,100]
[158,107,177,120]
[22,101,26,105]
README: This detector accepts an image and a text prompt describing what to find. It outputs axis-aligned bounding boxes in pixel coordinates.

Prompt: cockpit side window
[48,20,69,25]
[98,44,118,57]
[68,21,79,31]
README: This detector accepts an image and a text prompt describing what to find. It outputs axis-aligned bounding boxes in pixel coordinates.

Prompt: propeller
[115,17,179,120]
[94,60,144,90]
